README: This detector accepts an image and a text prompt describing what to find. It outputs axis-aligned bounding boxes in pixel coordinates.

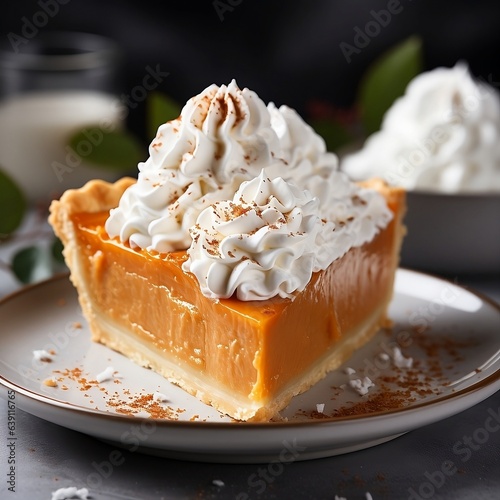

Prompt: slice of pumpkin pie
[49,81,405,421]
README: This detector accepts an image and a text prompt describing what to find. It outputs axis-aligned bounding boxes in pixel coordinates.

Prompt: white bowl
[400,190,500,275]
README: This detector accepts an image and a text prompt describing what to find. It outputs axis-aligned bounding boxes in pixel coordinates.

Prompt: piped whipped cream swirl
[106,80,283,252]
[342,63,500,193]
[106,80,393,300]
[183,170,329,300]
[268,103,340,212]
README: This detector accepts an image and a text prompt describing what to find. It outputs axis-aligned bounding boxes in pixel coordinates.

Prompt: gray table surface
[0,215,499,499]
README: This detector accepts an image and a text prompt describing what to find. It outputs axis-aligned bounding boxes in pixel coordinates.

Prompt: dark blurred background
[2,0,500,143]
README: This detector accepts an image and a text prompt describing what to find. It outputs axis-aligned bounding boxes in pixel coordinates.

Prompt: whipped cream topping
[106,81,393,300]
[184,170,392,301]
[268,103,340,212]
[342,63,500,193]
[106,79,283,252]
[183,170,331,300]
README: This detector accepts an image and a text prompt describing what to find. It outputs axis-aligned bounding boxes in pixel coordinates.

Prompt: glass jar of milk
[0,32,125,204]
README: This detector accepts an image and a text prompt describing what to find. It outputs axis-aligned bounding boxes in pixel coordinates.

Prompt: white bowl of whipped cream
[341,63,500,275]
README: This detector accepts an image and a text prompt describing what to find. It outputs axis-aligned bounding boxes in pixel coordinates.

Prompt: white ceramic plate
[1,270,499,463]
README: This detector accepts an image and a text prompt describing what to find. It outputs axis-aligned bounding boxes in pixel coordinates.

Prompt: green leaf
[0,168,26,239]
[359,36,424,135]
[309,119,353,153]
[51,237,65,265]
[12,246,52,284]
[68,128,143,171]
[148,92,181,138]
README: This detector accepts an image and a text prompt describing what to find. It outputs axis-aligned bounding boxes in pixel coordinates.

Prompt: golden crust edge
[49,177,136,218]
[49,176,136,257]
[48,178,136,352]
